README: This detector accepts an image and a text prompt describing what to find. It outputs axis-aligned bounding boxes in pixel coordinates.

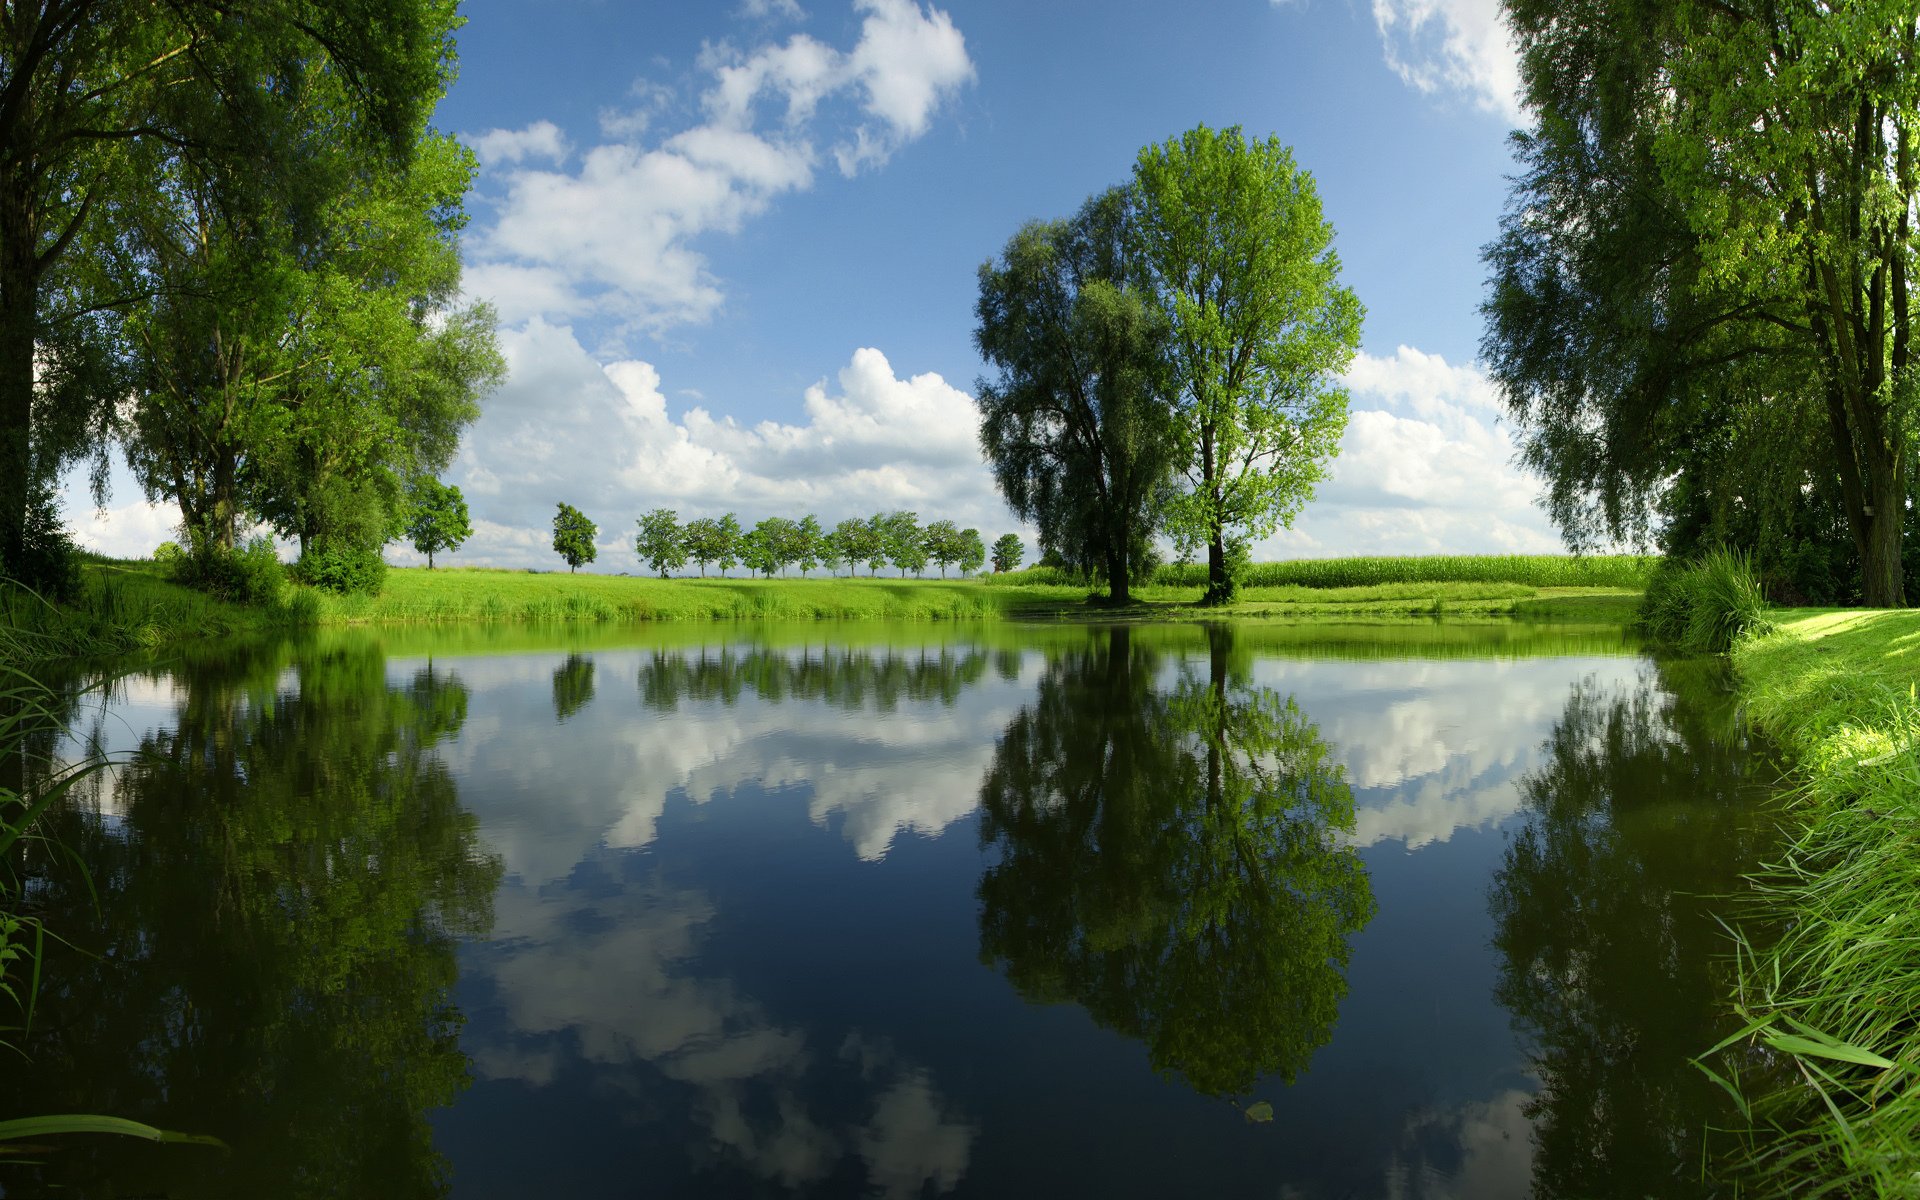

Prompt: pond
[5,619,1781,1198]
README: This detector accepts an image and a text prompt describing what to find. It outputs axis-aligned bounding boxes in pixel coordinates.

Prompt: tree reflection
[638,644,989,712]
[551,651,597,721]
[1489,659,1780,1198]
[5,639,500,1198]
[977,624,1375,1097]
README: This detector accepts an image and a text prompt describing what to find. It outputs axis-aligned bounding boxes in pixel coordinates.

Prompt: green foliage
[635,508,688,578]
[152,541,185,566]
[407,479,471,569]
[829,517,883,578]
[1489,0,1919,605]
[1,480,82,601]
[551,503,598,573]
[168,536,288,606]
[879,510,926,577]
[1132,125,1363,604]
[990,533,1025,573]
[794,515,824,575]
[975,188,1177,602]
[683,513,742,577]
[1637,549,1772,654]
[956,527,986,576]
[295,542,388,596]
[0,0,467,586]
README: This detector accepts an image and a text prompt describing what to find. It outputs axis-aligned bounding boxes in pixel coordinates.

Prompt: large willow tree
[1487,0,1920,606]
[0,0,463,584]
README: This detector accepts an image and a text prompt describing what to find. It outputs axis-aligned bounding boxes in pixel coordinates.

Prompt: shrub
[2,481,82,600]
[152,540,185,566]
[169,536,286,605]
[294,542,387,595]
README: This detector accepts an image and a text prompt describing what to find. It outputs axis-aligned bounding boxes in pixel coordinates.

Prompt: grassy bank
[1718,610,1920,1195]
[3,558,313,658]
[7,554,1650,660]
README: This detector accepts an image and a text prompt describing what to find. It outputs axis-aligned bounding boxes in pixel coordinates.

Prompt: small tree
[407,478,471,569]
[832,516,879,577]
[636,508,688,578]
[552,502,598,573]
[818,527,847,577]
[957,528,987,576]
[991,533,1024,573]
[860,515,891,576]
[713,513,743,578]
[750,516,800,576]
[882,510,927,577]
[684,516,722,577]
[739,525,777,578]
[794,514,824,576]
[923,519,961,578]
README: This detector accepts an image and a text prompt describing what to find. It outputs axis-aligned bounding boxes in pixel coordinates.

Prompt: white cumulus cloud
[440,322,1009,571]
[1266,345,1561,559]
[1370,0,1524,124]
[464,0,973,337]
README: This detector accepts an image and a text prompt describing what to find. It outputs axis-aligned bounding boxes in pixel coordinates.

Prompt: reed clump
[1637,548,1772,654]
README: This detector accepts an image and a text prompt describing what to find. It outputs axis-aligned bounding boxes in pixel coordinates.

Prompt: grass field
[998,553,1658,591]
[8,553,1653,661]
[1715,610,1920,1196]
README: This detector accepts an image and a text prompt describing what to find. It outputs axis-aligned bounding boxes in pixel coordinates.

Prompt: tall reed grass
[1637,548,1772,653]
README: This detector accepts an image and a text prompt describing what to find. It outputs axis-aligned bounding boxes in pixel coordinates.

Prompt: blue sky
[67,0,1564,568]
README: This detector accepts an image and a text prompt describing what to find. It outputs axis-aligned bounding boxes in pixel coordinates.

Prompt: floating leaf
[1242,1100,1274,1124]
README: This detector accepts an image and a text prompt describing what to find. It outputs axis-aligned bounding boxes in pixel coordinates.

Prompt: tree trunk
[1106,543,1130,605]
[0,167,39,577]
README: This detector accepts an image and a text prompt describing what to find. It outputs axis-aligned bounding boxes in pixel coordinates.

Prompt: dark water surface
[6,621,1781,1198]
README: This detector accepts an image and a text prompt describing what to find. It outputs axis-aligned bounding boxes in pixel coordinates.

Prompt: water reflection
[551,652,596,722]
[977,625,1376,1097]
[637,643,990,712]
[4,640,499,1196]
[1488,659,1779,1198]
[451,641,1016,879]
[458,851,978,1197]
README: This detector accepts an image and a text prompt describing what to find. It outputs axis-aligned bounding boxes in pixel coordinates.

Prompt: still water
[7,620,1779,1198]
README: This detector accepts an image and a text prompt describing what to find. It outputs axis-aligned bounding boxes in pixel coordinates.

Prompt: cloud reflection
[467,854,977,1195]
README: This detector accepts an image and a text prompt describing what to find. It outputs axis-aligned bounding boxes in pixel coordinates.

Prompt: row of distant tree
[547,504,1025,579]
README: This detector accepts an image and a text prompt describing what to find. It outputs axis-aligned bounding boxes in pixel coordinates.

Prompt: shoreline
[7,558,1645,661]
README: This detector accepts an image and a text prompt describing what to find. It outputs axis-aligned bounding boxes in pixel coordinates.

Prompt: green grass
[990,578,1641,622]
[996,553,1657,590]
[11,554,1652,662]
[3,557,313,658]
[1712,610,1920,1196]
[313,567,1001,624]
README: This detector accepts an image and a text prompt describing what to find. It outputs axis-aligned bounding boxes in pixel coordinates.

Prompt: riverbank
[1722,610,1920,1195]
[5,555,1648,660]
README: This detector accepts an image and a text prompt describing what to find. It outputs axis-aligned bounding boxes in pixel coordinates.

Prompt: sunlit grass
[1710,609,1920,1195]
[318,567,1001,624]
